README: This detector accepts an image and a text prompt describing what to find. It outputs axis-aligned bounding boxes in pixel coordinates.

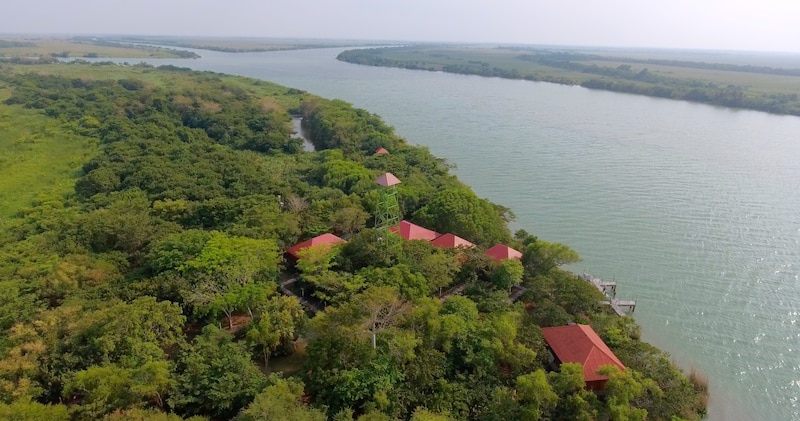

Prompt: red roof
[390,220,440,241]
[286,233,345,259]
[540,324,625,383]
[485,244,523,262]
[375,172,401,187]
[430,233,475,249]
[374,147,389,155]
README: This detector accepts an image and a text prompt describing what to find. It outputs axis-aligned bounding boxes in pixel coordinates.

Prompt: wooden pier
[600,299,637,317]
[581,273,636,317]
[580,273,617,298]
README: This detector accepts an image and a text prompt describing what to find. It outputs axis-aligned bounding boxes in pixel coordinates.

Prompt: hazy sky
[5,0,800,53]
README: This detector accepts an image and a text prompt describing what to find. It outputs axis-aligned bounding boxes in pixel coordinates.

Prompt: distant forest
[338,46,800,116]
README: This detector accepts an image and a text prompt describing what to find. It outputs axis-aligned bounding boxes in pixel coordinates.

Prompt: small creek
[291,116,315,152]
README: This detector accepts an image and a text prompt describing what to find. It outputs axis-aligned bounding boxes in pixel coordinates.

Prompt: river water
[126,47,799,420]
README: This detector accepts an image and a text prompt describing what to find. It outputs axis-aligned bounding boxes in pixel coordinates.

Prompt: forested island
[338,45,800,116]
[0,60,707,420]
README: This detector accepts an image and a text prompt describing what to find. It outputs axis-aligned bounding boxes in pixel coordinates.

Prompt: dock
[580,273,617,298]
[600,299,637,317]
[581,273,636,316]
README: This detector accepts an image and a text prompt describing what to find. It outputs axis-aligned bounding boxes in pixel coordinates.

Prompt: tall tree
[236,377,325,421]
[171,326,268,419]
[358,287,408,349]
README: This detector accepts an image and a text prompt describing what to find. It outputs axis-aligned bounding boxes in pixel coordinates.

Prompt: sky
[5,0,800,53]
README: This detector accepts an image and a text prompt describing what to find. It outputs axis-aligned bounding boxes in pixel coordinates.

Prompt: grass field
[0,37,195,58]
[0,84,97,222]
[582,59,800,94]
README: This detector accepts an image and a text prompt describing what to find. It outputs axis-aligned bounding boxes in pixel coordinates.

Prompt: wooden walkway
[280,278,323,315]
[600,299,637,317]
[279,273,635,318]
[508,285,528,303]
[581,273,636,317]
[438,283,467,300]
[580,273,618,298]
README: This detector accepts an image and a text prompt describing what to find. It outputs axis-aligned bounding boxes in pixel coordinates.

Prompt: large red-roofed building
[286,233,345,260]
[540,324,626,391]
[390,220,441,241]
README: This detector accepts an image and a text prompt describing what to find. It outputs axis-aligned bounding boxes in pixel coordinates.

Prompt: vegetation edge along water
[0,60,707,420]
[337,45,800,117]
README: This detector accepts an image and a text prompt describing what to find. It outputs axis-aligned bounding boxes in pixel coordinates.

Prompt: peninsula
[0,59,707,420]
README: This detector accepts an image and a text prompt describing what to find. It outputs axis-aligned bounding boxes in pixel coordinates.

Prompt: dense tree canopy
[0,62,706,420]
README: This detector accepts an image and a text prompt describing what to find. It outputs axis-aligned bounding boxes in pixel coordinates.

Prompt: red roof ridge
[540,324,625,383]
[485,244,523,262]
[390,220,440,241]
[286,233,345,259]
[430,233,476,249]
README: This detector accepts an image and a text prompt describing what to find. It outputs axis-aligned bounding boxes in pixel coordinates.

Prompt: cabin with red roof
[374,147,389,155]
[390,220,441,241]
[484,244,523,263]
[430,233,476,249]
[286,233,345,260]
[540,324,626,391]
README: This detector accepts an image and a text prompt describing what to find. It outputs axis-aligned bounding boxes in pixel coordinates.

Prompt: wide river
[130,47,799,420]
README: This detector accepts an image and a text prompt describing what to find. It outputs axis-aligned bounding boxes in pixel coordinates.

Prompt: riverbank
[337,45,800,116]
[0,36,198,59]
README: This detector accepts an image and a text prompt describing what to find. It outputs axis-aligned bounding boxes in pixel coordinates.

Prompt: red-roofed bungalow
[485,244,523,263]
[430,233,475,249]
[540,324,626,391]
[390,220,441,241]
[374,147,389,155]
[286,233,345,260]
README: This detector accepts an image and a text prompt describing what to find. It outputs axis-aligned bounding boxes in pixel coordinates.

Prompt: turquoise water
[126,47,800,420]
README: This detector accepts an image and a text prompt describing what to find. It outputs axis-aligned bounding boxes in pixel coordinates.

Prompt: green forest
[0,60,706,420]
[337,46,800,116]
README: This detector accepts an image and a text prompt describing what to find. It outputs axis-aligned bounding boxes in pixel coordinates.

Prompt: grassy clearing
[583,59,800,94]
[0,60,310,223]
[0,92,97,221]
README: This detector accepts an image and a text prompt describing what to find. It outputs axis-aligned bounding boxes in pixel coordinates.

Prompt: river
[121,47,799,420]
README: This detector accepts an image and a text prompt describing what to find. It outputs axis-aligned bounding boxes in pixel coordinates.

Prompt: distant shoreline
[337,45,800,117]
